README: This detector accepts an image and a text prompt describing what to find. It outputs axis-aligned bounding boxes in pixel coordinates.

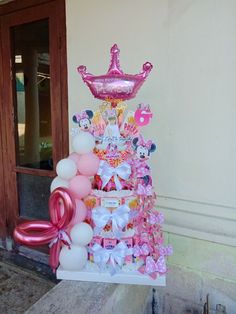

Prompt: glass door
[13,19,53,220]
[0,0,68,236]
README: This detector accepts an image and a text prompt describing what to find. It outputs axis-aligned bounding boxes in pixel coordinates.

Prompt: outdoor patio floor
[0,251,55,314]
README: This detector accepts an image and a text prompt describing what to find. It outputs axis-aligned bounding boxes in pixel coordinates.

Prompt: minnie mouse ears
[72,110,94,123]
[132,135,156,153]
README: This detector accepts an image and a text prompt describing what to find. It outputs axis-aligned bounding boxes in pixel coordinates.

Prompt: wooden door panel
[0,91,7,236]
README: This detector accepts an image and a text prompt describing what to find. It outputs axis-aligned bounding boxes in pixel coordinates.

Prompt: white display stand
[57,267,166,286]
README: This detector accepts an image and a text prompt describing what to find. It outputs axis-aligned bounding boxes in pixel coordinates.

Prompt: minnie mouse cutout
[73,110,94,132]
[132,135,156,195]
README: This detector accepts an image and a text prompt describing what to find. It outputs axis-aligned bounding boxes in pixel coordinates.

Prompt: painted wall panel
[65,0,236,242]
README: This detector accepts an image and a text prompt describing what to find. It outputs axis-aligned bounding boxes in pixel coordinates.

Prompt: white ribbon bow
[92,205,130,238]
[49,230,71,248]
[97,160,131,190]
[92,242,132,274]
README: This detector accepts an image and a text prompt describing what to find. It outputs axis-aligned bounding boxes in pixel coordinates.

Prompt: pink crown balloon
[77,44,153,104]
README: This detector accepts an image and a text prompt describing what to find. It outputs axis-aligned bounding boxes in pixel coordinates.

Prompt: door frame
[0,75,6,237]
[0,0,68,235]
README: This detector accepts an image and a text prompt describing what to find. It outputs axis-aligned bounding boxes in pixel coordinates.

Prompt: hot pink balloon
[68,199,87,229]
[77,152,100,176]
[68,152,81,169]
[13,188,75,272]
[77,44,153,106]
[69,175,92,199]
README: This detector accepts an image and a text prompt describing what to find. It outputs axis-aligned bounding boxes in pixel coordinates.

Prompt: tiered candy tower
[67,45,172,283]
[14,45,172,285]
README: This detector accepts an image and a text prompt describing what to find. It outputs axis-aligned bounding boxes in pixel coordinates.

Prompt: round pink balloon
[67,199,87,230]
[78,153,100,176]
[69,175,92,199]
[68,152,81,169]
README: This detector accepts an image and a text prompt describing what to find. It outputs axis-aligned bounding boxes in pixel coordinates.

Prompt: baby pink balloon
[67,199,87,230]
[69,175,92,199]
[68,152,81,169]
[78,153,100,176]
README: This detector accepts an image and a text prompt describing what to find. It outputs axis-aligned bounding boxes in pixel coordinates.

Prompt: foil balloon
[77,44,153,105]
[13,187,75,272]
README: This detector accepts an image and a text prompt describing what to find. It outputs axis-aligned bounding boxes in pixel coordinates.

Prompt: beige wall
[65,0,236,245]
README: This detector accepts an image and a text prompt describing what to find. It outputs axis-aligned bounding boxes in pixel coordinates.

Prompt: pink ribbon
[139,232,149,243]
[133,243,150,257]
[136,184,152,196]
[76,111,89,121]
[158,245,173,256]
[148,212,164,225]
[136,217,152,234]
[138,256,167,279]
[137,135,153,150]
[153,234,164,245]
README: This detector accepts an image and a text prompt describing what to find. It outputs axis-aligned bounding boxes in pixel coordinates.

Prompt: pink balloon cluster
[50,133,100,230]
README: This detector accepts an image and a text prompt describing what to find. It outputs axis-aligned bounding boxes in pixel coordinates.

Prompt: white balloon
[70,222,93,246]
[59,245,87,271]
[56,158,77,180]
[50,176,69,192]
[72,132,95,154]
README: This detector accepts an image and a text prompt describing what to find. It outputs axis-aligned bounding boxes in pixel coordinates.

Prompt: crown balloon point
[77,65,87,74]
[143,62,153,72]
[108,43,123,75]
[110,44,120,54]
[77,65,90,80]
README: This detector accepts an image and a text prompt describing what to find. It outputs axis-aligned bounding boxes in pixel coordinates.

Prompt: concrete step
[26,280,153,314]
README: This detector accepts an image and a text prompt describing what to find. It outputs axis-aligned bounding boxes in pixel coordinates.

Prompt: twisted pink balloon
[13,188,75,272]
